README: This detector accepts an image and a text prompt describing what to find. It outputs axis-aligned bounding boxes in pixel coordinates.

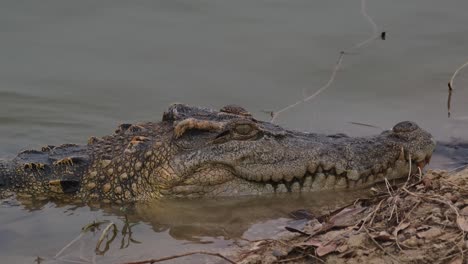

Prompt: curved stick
[271,0,381,123]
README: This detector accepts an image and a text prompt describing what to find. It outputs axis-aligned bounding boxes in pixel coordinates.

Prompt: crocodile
[0,104,436,203]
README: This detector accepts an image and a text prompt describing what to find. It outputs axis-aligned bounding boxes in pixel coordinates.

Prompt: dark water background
[1,0,468,263]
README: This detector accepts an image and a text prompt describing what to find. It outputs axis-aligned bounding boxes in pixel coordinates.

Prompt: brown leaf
[329,207,367,227]
[460,206,468,216]
[449,257,463,264]
[284,226,309,236]
[456,215,468,232]
[316,242,338,257]
[295,239,322,248]
[289,209,315,220]
[336,244,348,253]
[416,227,443,239]
[373,231,395,242]
[392,221,411,237]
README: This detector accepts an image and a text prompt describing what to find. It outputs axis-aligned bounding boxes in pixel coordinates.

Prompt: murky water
[1,0,468,263]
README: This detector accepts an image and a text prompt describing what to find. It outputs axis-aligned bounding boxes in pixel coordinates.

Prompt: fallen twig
[448,59,468,117]
[95,222,117,255]
[122,251,236,264]
[270,0,381,123]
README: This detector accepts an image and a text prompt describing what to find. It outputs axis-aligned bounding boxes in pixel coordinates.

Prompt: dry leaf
[289,209,315,220]
[456,215,468,232]
[295,239,322,248]
[329,207,367,227]
[336,244,348,253]
[284,226,309,236]
[373,231,394,242]
[417,227,442,239]
[393,221,411,237]
[316,242,338,257]
[449,257,462,264]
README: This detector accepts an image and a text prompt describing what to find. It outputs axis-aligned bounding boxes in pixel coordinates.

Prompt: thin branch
[448,59,468,117]
[54,233,85,259]
[270,53,344,123]
[449,60,468,89]
[270,0,381,123]
[95,222,117,255]
[448,82,453,118]
[122,251,236,264]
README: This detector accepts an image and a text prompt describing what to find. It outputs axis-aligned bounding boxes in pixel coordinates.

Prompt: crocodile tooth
[386,167,393,175]
[324,174,336,189]
[335,177,347,189]
[265,184,274,193]
[311,173,326,190]
[316,166,323,173]
[398,147,405,161]
[284,173,295,182]
[255,173,263,182]
[303,176,313,190]
[372,164,382,174]
[381,162,388,170]
[262,173,271,182]
[367,174,375,183]
[376,173,385,182]
[272,173,282,182]
[356,178,363,186]
[346,169,360,181]
[321,161,333,171]
[335,164,345,175]
[276,184,287,193]
[307,162,318,174]
[291,182,301,192]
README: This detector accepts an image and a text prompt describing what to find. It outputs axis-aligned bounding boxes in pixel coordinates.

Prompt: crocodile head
[151,104,436,197]
[0,104,436,202]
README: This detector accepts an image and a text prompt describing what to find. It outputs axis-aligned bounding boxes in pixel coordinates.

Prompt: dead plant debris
[234,168,468,264]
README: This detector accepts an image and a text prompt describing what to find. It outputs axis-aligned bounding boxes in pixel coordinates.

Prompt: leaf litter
[234,168,468,264]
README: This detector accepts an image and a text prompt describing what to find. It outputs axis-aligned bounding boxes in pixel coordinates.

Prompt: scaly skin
[0,104,436,203]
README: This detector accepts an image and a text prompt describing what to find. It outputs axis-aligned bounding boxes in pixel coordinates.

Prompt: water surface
[1,0,468,263]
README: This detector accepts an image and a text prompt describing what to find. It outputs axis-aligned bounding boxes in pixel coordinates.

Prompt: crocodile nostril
[393,121,419,133]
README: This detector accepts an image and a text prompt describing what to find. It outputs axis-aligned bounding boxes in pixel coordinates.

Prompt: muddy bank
[232,168,468,264]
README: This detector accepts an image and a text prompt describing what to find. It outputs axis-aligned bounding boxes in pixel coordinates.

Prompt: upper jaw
[229,126,436,186]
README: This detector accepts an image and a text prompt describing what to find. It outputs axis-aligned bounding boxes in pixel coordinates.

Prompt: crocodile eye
[234,124,253,135]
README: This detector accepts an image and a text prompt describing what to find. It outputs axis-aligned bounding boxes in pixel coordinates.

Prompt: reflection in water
[13,189,368,241]
[0,189,369,263]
